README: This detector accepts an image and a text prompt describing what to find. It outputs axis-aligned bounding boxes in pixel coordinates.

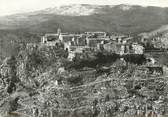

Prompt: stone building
[103,42,131,55]
[41,34,60,46]
[86,36,110,48]
[59,33,74,43]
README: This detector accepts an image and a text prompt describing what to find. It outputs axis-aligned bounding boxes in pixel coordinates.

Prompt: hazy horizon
[0,0,168,16]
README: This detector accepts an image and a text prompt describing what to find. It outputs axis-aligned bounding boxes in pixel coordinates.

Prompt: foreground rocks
[0,44,168,117]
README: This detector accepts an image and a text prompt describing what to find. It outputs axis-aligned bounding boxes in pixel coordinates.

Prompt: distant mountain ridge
[32,4,136,16]
[0,4,168,33]
[37,4,105,16]
[0,4,168,34]
[0,4,136,17]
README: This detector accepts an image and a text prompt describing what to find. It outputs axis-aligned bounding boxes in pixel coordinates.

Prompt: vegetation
[0,44,168,117]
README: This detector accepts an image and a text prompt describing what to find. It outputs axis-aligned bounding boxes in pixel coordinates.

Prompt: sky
[0,0,168,16]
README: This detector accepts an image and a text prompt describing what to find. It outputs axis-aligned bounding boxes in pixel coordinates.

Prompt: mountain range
[1,4,168,33]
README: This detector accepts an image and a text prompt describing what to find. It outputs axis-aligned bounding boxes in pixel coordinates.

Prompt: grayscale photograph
[0,0,168,117]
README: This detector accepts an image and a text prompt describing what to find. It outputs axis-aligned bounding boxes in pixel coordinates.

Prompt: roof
[45,33,59,36]
[46,35,59,41]
[85,31,106,34]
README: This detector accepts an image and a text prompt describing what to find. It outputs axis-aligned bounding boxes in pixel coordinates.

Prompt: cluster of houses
[41,28,144,61]
[139,32,168,50]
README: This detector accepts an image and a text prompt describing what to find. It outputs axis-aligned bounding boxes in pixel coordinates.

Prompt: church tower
[57,28,61,36]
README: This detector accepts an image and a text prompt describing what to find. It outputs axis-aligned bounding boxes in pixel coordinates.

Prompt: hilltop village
[41,28,166,76]
[41,28,144,61]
